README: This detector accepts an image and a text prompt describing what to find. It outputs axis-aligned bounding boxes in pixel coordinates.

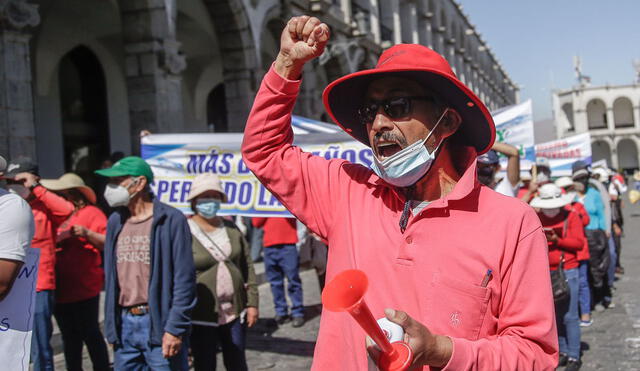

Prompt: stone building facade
[0,0,518,182]
[553,84,640,172]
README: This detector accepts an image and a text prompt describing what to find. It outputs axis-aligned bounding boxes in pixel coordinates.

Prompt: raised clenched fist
[275,15,330,80]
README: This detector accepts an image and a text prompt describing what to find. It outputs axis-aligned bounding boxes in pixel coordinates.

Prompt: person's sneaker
[615,266,625,275]
[579,319,593,327]
[275,315,290,325]
[291,316,305,328]
[604,300,616,309]
[558,352,568,367]
[565,358,582,371]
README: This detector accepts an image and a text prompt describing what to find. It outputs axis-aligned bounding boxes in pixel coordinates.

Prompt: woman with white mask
[185,173,258,371]
[531,183,586,371]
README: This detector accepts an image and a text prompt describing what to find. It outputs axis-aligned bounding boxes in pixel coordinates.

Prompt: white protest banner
[491,100,537,170]
[493,99,535,149]
[141,118,371,217]
[0,248,39,370]
[534,132,592,176]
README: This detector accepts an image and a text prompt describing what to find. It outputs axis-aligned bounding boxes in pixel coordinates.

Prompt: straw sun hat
[186,173,228,202]
[530,183,573,209]
[40,173,97,204]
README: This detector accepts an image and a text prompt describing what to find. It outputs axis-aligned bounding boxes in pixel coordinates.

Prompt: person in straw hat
[531,183,586,370]
[185,173,258,371]
[40,173,110,371]
[241,15,556,369]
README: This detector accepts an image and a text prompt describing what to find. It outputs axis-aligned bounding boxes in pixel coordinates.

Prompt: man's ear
[135,176,148,193]
[439,109,462,139]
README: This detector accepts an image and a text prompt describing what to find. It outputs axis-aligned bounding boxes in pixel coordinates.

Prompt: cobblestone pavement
[54,203,640,370]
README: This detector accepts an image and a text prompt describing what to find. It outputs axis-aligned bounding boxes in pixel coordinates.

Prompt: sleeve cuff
[31,184,47,198]
[0,252,25,262]
[441,337,472,371]
[265,63,302,96]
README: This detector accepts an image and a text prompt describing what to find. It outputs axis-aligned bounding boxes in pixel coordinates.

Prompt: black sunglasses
[357,96,435,125]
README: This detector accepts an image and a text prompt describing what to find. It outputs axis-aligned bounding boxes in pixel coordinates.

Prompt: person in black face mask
[476,142,521,197]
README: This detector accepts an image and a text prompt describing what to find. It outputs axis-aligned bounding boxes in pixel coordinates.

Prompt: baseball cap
[477,150,499,165]
[2,157,38,179]
[95,156,154,183]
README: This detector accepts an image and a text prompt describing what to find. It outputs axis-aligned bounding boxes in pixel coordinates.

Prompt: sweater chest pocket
[425,276,491,341]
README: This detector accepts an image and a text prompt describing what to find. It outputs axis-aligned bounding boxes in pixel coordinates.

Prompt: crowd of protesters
[478,148,629,371]
[4,133,630,371]
[0,153,328,371]
[0,14,634,371]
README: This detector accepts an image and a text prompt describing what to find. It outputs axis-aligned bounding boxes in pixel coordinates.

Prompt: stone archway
[57,46,110,188]
[203,0,258,132]
[33,0,128,175]
[591,140,612,166]
[613,97,634,128]
[561,103,574,131]
[617,138,639,170]
[587,98,607,129]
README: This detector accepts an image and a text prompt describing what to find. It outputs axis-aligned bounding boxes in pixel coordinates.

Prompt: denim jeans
[607,235,617,288]
[31,290,55,371]
[54,295,110,371]
[190,319,247,371]
[578,261,591,316]
[555,268,581,360]
[114,311,189,371]
[263,244,304,317]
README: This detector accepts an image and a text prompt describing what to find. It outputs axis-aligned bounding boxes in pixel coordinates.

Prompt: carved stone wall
[0,0,39,159]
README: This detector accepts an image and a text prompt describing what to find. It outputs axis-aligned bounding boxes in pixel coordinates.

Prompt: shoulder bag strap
[188,219,230,262]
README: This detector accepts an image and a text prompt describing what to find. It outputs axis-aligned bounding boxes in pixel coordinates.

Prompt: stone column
[120,0,185,152]
[0,0,39,159]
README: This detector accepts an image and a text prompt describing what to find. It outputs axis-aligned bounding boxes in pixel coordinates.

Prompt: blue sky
[457,0,640,122]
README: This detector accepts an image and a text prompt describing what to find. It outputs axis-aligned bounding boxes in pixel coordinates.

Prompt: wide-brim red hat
[322,44,495,155]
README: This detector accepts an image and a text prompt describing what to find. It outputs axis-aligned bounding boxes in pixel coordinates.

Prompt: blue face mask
[195,198,222,219]
[371,109,447,187]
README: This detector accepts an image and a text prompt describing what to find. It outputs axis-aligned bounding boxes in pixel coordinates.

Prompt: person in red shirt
[40,173,110,371]
[555,177,593,328]
[2,158,74,371]
[531,183,586,370]
[243,16,557,370]
[252,217,304,327]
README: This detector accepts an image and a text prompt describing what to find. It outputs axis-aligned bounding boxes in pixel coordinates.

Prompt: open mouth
[376,142,403,160]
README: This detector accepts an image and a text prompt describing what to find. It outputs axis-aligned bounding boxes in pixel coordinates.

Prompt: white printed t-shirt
[494,178,518,198]
[0,188,34,262]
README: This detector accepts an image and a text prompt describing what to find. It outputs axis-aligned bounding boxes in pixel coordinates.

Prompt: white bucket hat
[530,183,573,209]
[554,176,574,189]
[40,173,97,204]
[186,173,228,202]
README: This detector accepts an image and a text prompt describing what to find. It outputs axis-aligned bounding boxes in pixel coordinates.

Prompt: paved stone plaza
[53,202,640,370]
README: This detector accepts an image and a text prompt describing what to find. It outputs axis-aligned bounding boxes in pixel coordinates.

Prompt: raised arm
[242,17,353,239]
[492,142,520,187]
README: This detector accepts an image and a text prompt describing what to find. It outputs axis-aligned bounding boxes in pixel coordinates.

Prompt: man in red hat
[242,16,557,370]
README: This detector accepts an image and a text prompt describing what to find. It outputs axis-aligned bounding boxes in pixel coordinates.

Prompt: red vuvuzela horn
[322,269,413,371]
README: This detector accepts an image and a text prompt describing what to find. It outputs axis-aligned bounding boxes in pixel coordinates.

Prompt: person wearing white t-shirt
[476,142,521,197]
[0,181,35,301]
